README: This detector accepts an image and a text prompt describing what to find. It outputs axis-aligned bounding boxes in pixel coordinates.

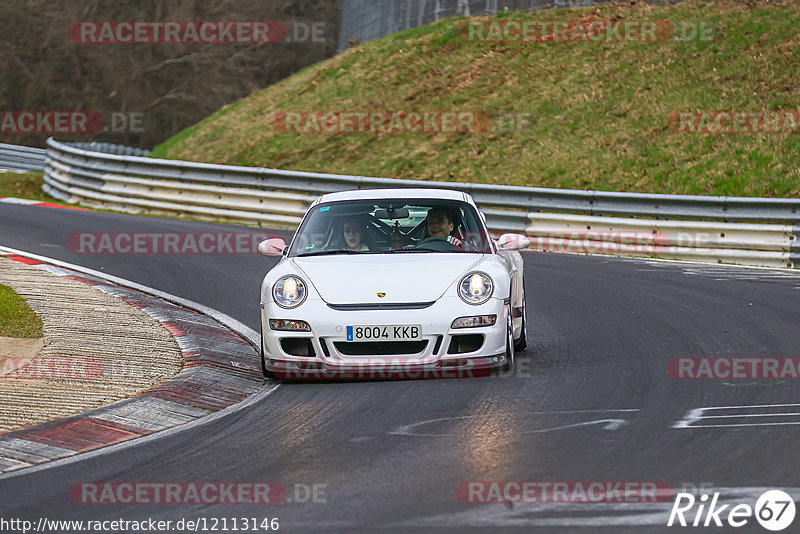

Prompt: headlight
[458,272,493,305]
[452,315,497,328]
[272,276,307,308]
[269,319,311,331]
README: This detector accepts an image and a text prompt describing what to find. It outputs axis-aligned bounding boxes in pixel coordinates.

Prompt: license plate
[346,324,422,341]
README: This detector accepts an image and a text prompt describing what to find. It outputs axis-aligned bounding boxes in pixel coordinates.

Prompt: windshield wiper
[297,249,366,257]
[381,248,481,254]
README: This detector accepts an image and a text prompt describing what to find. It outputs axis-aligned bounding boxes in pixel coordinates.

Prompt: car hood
[292,254,485,304]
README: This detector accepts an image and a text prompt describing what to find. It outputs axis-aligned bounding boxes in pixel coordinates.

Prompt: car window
[288,199,493,256]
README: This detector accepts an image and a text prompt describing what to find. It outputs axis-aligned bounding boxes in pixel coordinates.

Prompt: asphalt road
[1,202,800,532]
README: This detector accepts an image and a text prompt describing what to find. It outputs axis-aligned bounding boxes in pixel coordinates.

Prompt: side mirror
[496,233,530,251]
[258,238,286,256]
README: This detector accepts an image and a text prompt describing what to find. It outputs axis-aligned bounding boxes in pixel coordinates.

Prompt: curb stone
[0,253,264,473]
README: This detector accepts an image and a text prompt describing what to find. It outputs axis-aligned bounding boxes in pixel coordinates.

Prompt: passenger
[342,217,370,251]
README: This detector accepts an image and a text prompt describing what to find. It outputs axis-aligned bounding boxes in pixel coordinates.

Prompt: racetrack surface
[1,203,799,532]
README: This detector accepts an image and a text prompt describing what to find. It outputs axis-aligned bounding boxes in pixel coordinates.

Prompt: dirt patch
[0,337,43,361]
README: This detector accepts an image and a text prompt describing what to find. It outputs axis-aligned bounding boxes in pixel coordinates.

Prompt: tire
[502,308,515,372]
[514,281,528,351]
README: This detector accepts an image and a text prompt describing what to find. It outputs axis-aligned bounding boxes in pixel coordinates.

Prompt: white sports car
[257,188,529,380]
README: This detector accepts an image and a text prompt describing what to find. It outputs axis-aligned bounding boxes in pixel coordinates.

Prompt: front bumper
[260,295,509,380]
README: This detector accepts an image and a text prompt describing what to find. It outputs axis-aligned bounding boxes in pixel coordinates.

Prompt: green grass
[150,1,800,198]
[0,172,51,202]
[0,284,43,338]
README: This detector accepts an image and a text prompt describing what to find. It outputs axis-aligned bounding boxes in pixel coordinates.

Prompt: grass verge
[0,172,51,202]
[0,284,43,338]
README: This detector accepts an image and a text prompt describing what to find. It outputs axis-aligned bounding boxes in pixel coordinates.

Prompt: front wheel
[502,308,515,372]
[514,282,527,351]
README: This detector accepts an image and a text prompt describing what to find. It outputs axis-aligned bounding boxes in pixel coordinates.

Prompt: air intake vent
[327,302,435,311]
[333,340,428,356]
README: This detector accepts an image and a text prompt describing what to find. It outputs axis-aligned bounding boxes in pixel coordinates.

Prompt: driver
[424,207,462,247]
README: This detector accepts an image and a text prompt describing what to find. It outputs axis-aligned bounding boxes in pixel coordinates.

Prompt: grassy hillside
[152,1,800,197]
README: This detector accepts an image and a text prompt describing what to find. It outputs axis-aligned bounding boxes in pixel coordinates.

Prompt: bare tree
[0,0,340,148]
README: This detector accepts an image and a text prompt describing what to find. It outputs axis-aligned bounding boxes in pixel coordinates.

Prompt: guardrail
[43,137,799,268]
[61,141,152,157]
[0,143,47,172]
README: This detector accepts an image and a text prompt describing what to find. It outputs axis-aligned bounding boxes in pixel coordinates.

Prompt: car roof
[315,188,471,205]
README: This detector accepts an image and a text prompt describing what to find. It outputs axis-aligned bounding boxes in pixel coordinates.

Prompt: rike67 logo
[668,490,796,531]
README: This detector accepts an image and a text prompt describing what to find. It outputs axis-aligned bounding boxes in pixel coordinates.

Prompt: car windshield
[288,199,493,256]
